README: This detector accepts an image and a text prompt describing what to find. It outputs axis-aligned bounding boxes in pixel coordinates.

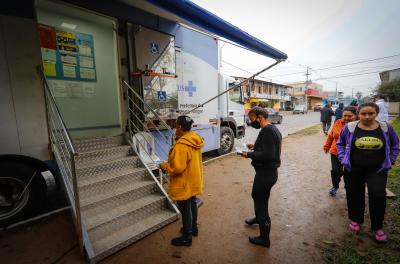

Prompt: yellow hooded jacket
[160,131,204,201]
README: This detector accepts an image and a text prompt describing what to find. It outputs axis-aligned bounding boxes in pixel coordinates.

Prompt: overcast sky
[192,0,400,97]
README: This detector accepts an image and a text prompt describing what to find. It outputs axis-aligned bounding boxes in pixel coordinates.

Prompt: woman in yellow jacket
[160,115,204,247]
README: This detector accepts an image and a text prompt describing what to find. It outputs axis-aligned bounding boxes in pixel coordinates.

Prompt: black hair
[248,106,268,119]
[342,106,357,115]
[339,103,344,108]
[176,115,194,131]
[358,102,379,114]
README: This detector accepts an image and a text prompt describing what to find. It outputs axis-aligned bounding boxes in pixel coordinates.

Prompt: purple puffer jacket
[337,121,400,172]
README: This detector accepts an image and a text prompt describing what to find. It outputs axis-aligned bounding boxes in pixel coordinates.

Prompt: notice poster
[37,23,97,82]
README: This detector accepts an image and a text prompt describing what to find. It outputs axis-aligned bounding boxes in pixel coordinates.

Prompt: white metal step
[76,156,140,177]
[77,167,148,189]
[74,135,125,152]
[83,194,166,230]
[91,209,178,262]
[80,179,156,208]
[75,145,132,166]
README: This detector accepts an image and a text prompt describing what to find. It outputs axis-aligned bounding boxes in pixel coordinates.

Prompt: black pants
[344,169,387,231]
[322,121,331,133]
[331,154,343,189]
[177,196,197,238]
[252,168,278,225]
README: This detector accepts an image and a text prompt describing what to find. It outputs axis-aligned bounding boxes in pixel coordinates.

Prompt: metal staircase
[74,136,178,262]
[38,68,179,263]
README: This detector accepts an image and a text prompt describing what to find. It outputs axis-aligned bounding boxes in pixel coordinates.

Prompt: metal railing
[37,68,87,255]
[123,81,175,168]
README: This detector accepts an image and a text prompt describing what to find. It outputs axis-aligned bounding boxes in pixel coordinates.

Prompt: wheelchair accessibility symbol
[157,91,167,102]
[150,42,159,54]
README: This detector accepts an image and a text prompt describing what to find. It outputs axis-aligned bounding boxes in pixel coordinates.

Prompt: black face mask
[251,120,261,129]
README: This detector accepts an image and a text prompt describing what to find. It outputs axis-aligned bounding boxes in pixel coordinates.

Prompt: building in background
[380,68,400,83]
[287,81,327,110]
[235,77,292,112]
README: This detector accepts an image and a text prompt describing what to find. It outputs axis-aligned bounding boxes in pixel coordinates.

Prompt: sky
[192,0,400,97]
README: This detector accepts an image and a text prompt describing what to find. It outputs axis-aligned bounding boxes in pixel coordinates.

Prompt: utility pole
[335,82,338,100]
[352,88,354,98]
[305,66,311,109]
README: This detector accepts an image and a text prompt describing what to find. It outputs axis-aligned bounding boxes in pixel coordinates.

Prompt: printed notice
[83,83,95,97]
[43,62,56,77]
[79,56,94,68]
[50,81,68,97]
[41,48,56,63]
[60,53,77,65]
[68,82,83,98]
[80,68,96,80]
[62,64,76,78]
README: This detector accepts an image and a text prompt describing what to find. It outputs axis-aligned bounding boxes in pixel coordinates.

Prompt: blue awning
[145,0,288,61]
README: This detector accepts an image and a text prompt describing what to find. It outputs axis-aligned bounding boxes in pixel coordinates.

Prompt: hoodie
[323,118,346,155]
[160,131,204,201]
[337,120,400,172]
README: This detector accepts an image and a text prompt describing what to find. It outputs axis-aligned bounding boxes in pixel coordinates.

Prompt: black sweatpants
[177,196,197,237]
[321,121,331,133]
[344,169,388,231]
[252,168,278,225]
[330,154,343,189]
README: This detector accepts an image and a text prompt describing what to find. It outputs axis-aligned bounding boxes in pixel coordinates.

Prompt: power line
[313,53,400,71]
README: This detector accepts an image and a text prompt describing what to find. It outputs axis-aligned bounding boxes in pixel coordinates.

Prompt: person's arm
[248,128,278,162]
[387,123,400,165]
[160,145,189,176]
[323,131,334,153]
[336,126,348,163]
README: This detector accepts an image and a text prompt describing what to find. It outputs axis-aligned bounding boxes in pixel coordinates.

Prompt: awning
[145,0,288,61]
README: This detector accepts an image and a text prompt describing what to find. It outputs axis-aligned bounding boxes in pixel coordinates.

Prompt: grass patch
[290,124,321,136]
[320,117,400,264]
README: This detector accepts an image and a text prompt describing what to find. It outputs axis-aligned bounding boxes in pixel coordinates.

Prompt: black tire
[0,159,47,227]
[278,118,282,124]
[217,126,234,155]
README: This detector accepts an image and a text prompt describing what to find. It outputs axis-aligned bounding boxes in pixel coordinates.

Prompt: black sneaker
[249,236,270,247]
[245,217,257,226]
[171,236,192,246]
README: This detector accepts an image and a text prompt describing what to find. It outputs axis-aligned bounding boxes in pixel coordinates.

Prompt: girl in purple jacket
[337,102,400,243]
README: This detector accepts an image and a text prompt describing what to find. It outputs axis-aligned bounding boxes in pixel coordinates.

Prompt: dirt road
[0,130,350,264]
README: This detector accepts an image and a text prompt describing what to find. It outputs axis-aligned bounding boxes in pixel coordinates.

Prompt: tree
[374,78,400,101]
[355,91,363,100]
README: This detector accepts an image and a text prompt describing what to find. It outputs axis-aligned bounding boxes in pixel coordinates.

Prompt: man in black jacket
[321,103,334,134]
[241,107,282,248]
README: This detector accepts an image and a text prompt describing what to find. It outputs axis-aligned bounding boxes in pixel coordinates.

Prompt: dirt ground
[0,131,351,264]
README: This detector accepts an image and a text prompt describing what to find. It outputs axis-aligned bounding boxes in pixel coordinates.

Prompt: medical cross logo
[184,81,196,97]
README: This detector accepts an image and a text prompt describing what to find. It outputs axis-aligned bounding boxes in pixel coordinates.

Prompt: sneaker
[349,221,361,232]
[329,188,338,197]
[180,227,198,237]
[171,235,192,246]
[374,229,388,244]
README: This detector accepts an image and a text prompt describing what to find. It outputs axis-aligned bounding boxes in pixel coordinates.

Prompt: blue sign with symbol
[157,91,167,102]
[184,81,196,97]
[150,42,159,54]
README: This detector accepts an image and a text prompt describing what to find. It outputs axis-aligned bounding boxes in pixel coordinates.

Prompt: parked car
[313,103,322,112]
[293,105,308,114]
[266,108,283,124]
[245,108,283,125]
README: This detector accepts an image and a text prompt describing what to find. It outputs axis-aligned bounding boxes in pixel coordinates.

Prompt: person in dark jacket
[334,103,344,121]
[320,103,334,134]
[337,102,400,243]
[241,107,282,248]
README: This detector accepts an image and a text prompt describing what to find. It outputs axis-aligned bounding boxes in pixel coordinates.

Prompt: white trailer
[0,0,286,261]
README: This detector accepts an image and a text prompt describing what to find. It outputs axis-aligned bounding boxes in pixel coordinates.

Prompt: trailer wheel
[0,160,47,227]
[218,126,234,155]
